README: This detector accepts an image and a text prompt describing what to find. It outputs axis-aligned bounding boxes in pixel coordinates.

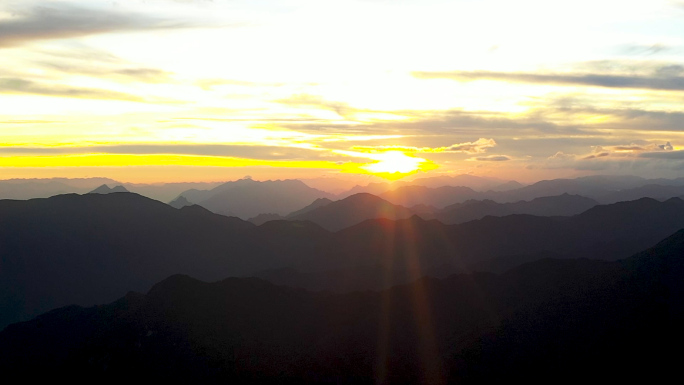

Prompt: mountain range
[4,191,684,329]
[2,228,681,382]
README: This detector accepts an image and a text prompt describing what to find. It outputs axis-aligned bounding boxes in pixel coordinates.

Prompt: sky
[1,0,684,184]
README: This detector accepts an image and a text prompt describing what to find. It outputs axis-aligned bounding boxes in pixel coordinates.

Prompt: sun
[358,151,435,180]
[363,151,423,174]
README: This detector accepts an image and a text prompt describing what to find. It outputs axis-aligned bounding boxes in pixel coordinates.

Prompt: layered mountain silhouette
[173,178,333,219]
[0,177,118,199]
[376,175,684,208]
[287,193,414,232]
[88,184,129,194]
[2,229,682,383]
[4,192,684,330]
[0,193,320,328]
[429,194,598,224]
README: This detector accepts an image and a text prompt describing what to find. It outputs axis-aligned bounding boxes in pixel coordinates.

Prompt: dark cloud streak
[0,3,197,48]
[413,70,684,91]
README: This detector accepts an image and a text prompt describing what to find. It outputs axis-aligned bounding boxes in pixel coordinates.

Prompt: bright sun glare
[362,151,424,174]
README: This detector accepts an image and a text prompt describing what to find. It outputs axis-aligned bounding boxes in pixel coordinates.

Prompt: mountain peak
[88,184,129,194]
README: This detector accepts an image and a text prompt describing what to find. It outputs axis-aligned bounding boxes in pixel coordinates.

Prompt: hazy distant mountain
[0,178,119,199]
[432,194,599,224]
[176,178,334,219]
[88,184,129,194]
[338,174,522,198]
[338,181,393,198]
[168,195,193,209]
[285,197,333,218]
[287,193,414,232]
[595,184,684,204]
[380,185,481,208]
[377,176,684,207]
[122,181,224,202]
[3,229,682,382]
[494,175,684,203]
[403,174,519,191]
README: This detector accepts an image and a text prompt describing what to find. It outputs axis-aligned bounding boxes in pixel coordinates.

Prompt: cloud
[618,43,671,56]
[446,138,497,154]
[349,138,497,155]
[275,94,353,118]
[35,61,174,83]
[0,3,197,48]
[196,79,286,90]
[0,77,178,103]
[639,150,684,159]
[0,144,349,161]
[468,155,511,162]
[413,70,684,91]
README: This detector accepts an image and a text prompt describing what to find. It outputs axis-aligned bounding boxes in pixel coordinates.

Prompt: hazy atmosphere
[2,0,684,185]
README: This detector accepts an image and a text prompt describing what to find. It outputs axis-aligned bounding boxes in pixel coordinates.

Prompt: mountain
[433,194,599,224]
[0,192,320,329]
[595,184,684,204]
[176,178,334,219]
[337,181,393,198]
[285,197,333,218]
[4,192,684,330]
[88,184,129,194]
[2,229,682,382]
[248,213,285,225]
[291,197,684,276]
[337,175,523,198]
[287,193,415,232]
[168,195,193,209]
[403,174,517,191]
[0,177,119,199]
[380,185,481,208]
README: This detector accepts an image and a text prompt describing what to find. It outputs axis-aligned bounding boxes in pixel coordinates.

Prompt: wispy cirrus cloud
[413,68,684,91]
[0,77,180,103]
[468,155,511,162]
[36,61,174,83]
[275,94,354,118]
[0,2,201,48]
[0,143,346,161]
[350,138,497,155]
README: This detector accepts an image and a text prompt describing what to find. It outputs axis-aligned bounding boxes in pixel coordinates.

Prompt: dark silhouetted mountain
[290,197,684,279]
[88,184,130,194]
[2,229,682,383]
[176,178,334,219]
[4,191,684,331]
[287,193,414,232]
[433,194,598,224]
[248,213,285,225]
[0,193,325,329]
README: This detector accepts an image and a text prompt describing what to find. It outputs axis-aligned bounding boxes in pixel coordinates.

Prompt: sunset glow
[0,0,683,184]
